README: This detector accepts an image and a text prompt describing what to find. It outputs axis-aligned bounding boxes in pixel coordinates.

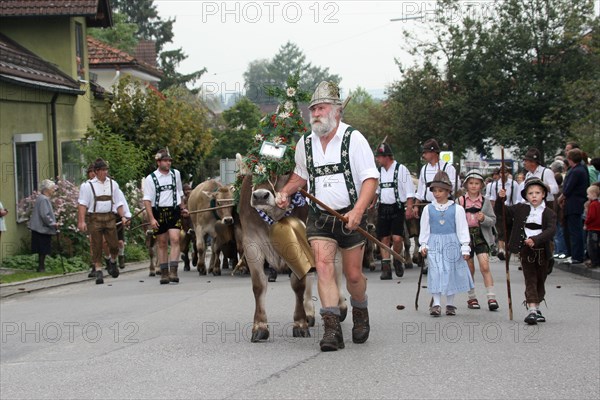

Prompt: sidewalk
[555,260,600,281]
[0,261,149,299]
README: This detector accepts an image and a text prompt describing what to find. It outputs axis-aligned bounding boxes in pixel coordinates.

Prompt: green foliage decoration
[241,73,311,186]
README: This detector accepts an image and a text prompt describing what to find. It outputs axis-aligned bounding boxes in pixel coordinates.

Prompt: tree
[243,42,341,103]
[392,0,599,162]
[111,0,173,52]
[92,78,213,180]
[103,0,207,91]
[159,49,207,93]
[87,12,139,53]
[79,125,148,186]
[343,87,397,163]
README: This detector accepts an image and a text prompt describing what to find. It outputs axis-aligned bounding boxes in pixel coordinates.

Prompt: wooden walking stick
[501,147,514,320]
[298,188,405,263]
[415,253,426,310]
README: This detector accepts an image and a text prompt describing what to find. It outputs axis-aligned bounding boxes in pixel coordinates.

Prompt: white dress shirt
[78,177,123,213]
[377,161,415,204]
[143,169,184,208]
[294,122,379,210]
[416,161,459,202]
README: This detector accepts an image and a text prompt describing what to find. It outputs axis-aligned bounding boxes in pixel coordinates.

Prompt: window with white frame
[14,133,42,222]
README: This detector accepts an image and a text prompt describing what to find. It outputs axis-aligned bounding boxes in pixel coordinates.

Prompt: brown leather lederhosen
[88,179,119,264]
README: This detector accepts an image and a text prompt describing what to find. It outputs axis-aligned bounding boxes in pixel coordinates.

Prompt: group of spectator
[481,142,600,269]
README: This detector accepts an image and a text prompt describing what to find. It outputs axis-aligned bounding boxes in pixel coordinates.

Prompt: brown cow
[187,179,235,276]
[238,171,347,342]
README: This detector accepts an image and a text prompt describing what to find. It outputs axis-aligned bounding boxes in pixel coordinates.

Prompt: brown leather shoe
[352,307,370,344]
[320,313,344,351]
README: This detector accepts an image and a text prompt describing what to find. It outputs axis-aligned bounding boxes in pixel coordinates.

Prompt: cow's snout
[222,216,234,225]
[253,190,270,201]
[251,189,274,206]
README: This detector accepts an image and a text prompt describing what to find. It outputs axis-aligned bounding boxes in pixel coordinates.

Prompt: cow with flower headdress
[236,74,347,342]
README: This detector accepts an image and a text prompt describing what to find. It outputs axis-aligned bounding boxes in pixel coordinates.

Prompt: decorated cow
[236,75,346,342]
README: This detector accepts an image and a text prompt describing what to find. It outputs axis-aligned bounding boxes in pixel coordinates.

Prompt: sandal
[467,298,480,309]
[446,305,457,316]
[488,299,499,311]
[430,305,441,317]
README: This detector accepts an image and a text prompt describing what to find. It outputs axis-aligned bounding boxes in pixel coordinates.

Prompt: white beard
[310,108,338,138]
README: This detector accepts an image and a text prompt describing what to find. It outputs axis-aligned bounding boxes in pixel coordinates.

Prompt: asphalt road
[1,256,599,399]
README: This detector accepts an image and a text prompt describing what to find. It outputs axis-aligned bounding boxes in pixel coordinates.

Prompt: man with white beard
[276,81,379,352]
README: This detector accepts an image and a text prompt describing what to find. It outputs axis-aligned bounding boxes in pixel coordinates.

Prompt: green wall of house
[0,16,94,261]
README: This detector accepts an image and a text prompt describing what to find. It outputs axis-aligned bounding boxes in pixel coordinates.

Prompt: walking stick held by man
[501,147,514,320]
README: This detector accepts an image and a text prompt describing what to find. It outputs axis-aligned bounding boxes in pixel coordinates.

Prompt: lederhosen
[459,195,489,256]
[304,127,365,250]
[377,163,406,238]
[520,221,549,304]
[88,179,119,263]
[151,171,181,235]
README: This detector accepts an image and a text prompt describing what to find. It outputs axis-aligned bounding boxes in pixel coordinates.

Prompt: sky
[154,0,438,101]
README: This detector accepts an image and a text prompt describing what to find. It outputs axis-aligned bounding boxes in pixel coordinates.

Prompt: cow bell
[269,217,315,280]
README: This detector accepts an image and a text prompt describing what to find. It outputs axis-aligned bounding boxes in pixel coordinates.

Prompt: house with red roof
[0,0,112,258]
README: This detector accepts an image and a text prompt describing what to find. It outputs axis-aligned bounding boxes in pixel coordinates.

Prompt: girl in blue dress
[419,171,474,316]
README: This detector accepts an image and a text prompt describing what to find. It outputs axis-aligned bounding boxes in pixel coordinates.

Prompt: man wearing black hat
[415,139,459,206]
[78,158,127,284]
[521,148,559,209]
[143,149,186,284]
[374,141,415,279]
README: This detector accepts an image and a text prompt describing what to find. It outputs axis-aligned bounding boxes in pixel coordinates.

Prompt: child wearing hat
[495,178,557,325]
[419,171,474,316]
[457,170,499,311]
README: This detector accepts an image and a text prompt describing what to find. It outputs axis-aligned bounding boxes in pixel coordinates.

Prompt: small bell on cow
[269,217,315,279]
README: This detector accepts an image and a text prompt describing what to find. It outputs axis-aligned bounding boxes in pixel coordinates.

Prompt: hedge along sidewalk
[0,261,149,299]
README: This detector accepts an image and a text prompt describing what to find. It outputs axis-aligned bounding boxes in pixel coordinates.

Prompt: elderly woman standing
[28,179,58,272]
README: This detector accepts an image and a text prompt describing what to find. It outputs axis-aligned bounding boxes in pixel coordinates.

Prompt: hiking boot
[108,260,119,278]
[380,260,392,280]
[95,270,104,285]
[118,255,125,269]
[88,265,96,278]
[393,259,404,277]
[319,313,344,352]
[160,268,170,284]
[169,265,179,283]
[351,307,370,344]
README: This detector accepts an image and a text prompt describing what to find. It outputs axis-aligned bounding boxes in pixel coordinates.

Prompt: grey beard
[312,122,332,137]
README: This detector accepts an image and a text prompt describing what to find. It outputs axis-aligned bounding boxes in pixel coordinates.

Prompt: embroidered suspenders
[305,126,357,211]
[151,171,177,208]
[89,179,114,213]
[379,163,402,207]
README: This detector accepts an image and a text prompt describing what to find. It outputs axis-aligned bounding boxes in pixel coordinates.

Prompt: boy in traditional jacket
[495,178,556,325]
